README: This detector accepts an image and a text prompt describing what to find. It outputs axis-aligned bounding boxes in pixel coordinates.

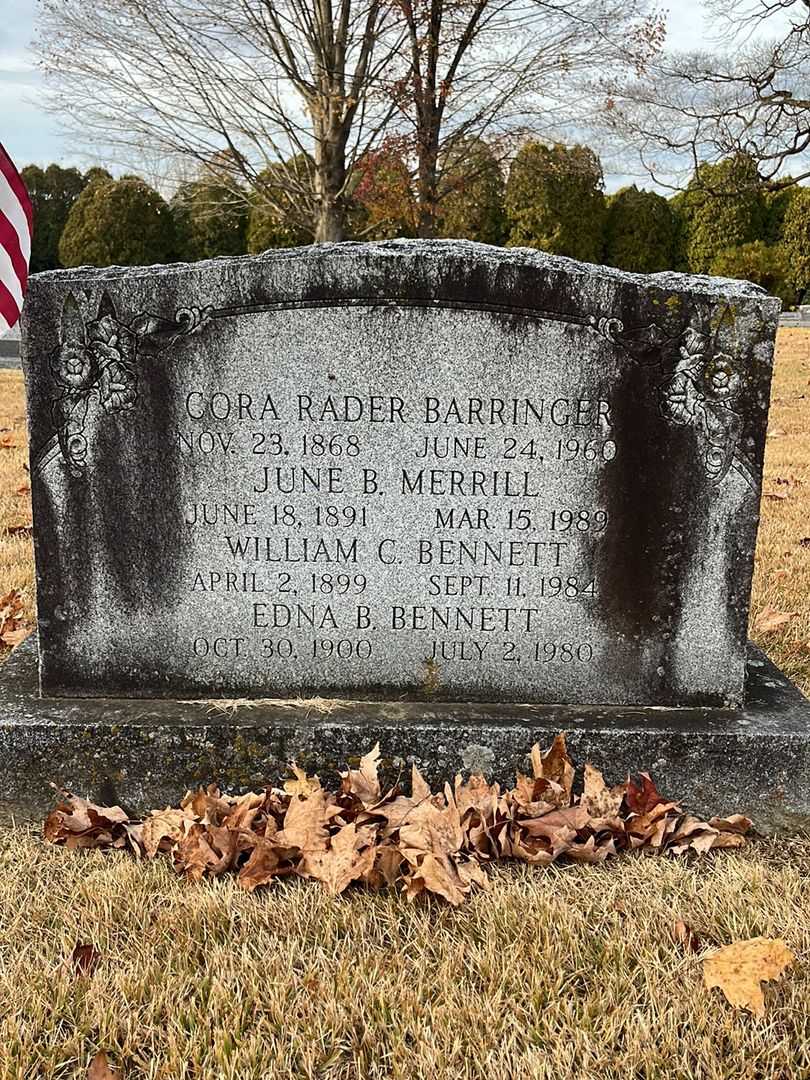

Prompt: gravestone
[20,243,779,704]
[5,241,810,826]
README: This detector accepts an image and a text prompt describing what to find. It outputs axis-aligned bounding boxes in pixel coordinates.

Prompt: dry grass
[750,328,810,694]
[183,696,349,715]
[0,827,808,1079]
[0,336,807,1078]
[0,370,34,637]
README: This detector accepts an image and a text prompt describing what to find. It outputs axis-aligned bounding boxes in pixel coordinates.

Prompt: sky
[0,0,797,172]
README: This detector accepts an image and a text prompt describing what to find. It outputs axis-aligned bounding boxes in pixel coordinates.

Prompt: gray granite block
[21,241,780,706]
[1,637,808,832]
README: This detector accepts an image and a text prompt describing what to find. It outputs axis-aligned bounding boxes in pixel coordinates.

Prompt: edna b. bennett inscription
[21,241,779,706]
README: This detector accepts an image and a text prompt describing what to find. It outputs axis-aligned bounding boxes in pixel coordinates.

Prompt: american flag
[0,143,33,333]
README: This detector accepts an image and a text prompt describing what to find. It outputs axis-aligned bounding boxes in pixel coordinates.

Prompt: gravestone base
[1,636,808,831]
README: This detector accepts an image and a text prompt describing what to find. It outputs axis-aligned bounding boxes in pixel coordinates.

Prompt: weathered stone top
[30,237,772,300]
[21,241,780,706]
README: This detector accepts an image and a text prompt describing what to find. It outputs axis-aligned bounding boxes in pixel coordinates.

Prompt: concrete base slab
[1,637,808,830]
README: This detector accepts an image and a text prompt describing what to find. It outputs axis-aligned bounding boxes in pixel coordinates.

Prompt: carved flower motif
[50,342,94,391]
[701,354,741,402]
[98,362,137,413]
[86,314,138,414]
[660,332,740,424]
[658,327,743,483]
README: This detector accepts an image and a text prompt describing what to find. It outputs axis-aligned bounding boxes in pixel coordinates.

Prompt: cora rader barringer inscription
[37,290,754,489]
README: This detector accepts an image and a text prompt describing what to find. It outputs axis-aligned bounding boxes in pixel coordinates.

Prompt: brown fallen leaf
[15,483,30,496]
[753,606,800,634]
[230,791,269,832]
[44,791,133,851]
[708,814,753,835]
[767,427,787,439]
[403,851,486,907]
[562,835,617,863]
[141,807,193,858]
[5,521,32,535]
[765,490,789,501]
[300,822,377,895]
[532,734,575,804]
[363,843,404,889]
[673,919,702,954]
[703,938,795,1016]
[88,1051,123,1080]
[276,787,341,852]
[0,588,31,647]
[341,743,382,806]
[580,763,626,821]
[0,430,25,449]
[625,772,669,816]
[72,943,101,976]
[283,763,321,798]
[397,793,464,862]
[180,784,233,826]
[238,835,291,892]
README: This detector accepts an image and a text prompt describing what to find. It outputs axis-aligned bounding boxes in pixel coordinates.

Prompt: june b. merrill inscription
[21,241,780,705]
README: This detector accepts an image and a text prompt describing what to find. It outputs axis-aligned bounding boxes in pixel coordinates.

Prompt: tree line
[23,143,810,305]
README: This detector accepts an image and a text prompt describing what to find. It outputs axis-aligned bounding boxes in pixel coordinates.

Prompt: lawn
[0,331,808,1078]
[2,828,810,1079]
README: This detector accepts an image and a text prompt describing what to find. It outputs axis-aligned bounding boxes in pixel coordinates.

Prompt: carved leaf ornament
[591,314,752,486]
[47,292,211,477]
[659,328,743,482]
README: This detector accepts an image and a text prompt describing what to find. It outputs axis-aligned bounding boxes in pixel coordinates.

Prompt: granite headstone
[20,241,780,706]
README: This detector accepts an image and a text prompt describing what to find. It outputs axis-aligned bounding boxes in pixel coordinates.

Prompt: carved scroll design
[590,312,754,488]
[38,291,755,489]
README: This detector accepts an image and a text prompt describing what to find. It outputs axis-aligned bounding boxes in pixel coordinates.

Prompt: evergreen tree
[246,157,315,252]
[763,182,794,245]
[668,191,694,273]
[20,164,87,272]
[781,186,810,302]
[505,142,606,262]
[59,176,175,267]
[171,180,247,261]
[680,154,767,274]
[437,140,506,245]
[603,186,676,273]
[711,242,793,307]
[83,167,113,185]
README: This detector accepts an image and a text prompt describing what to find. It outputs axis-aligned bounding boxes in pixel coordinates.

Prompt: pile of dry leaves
[45,735,750,906]
[0,589,31,648]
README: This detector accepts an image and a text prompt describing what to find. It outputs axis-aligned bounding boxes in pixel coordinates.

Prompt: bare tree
[601,0,810,192]
[35,0,405,242]
[36,0,664,244]
[382,0,666,237]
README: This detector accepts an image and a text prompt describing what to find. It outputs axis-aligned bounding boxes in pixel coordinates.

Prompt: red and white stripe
[0,143,33,333]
